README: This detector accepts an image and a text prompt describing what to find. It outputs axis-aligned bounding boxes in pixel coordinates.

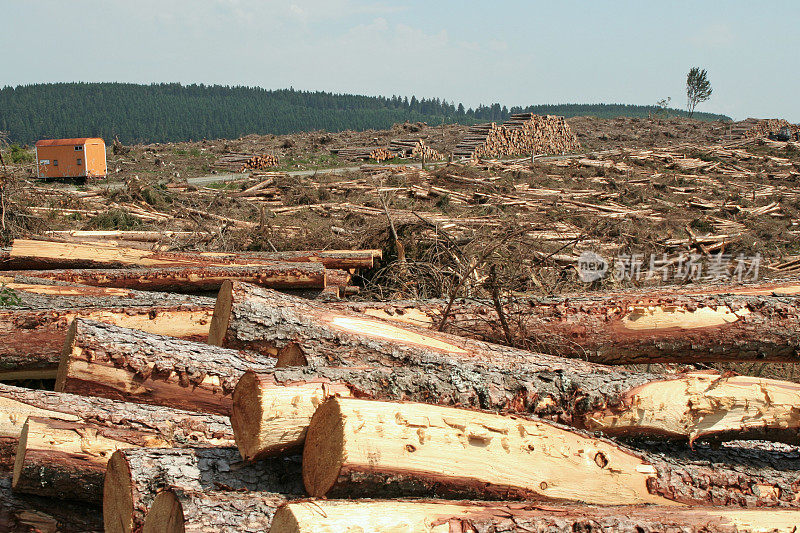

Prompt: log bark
[15,263,327,292]
[0,276,214,380]
[302,397,800,507]
[335,291,800,363]
[215,283,800,446]
[143,489,285,533]
[4,239,379,270]
[12,417,168,501]
[0,475,103,532]
[56,319,275,415]
[232,367,800,461]
[272,499,800,533]
[0,383,233,473]
[208,281,559,367]
[104,447,303,533]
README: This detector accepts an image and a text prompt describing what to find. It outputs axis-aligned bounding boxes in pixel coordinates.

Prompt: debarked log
[335,291,800,364]
[104,447,303,533]
[271,499,800,533]
[56,319,275,415]
[16,263,327,293]
[302,397,800,507]
[4,239,379,271]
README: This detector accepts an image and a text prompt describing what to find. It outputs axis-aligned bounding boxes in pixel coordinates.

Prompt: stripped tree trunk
[104,447,303,533]
[143,489,285,533]
[16,263,326,292]
[272,499,800,533]
[302,397,800,507]
[335,292,800,363]
[231,367,800,461]
[5,239,379,270]
[56,319,274,415]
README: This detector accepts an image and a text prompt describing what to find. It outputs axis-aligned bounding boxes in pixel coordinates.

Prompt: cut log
[143,489,285,533]
[0,474,103,532]
[217,284,800,445]
[12,417,168,501]
[0,276,214,380]
[208,281,535,366]
[232,367,800,461]
[0,383,233,473]
[16,263,327,293]
[303,397,800,507]
[4,239,379,270]
[56,319,275,415]
[104,447,303,533]
[272,499,800,533]
[335,292,800,364]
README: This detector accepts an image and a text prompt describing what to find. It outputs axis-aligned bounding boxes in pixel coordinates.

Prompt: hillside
[0,83,731,145]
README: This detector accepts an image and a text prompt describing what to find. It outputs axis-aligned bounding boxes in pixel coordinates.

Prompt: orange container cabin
[35,138,107,179]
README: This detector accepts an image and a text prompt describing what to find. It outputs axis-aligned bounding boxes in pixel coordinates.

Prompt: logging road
[58,152,592,192]
[184,152,588,187]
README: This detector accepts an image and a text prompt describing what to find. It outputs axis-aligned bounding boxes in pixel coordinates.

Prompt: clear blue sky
[2,0,798,121]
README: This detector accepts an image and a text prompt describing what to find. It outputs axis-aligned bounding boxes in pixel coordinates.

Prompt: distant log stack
[331,147,399,162]
[216,153,279,172]
[239,154,280,172]
[454,114,580,159]
[389,139,445,161]
[739,118,800,139]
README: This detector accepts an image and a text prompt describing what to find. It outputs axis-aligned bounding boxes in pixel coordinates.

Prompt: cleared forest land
[2,114,800,531]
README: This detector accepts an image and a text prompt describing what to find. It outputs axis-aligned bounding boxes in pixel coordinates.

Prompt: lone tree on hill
[686,67,712,118]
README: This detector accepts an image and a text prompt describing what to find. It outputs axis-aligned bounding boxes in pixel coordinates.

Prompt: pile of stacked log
[740,118,800,139]
[332,146,399,162]
[0,239,381,381]
[216,153,280,172]
[239,154,280,172]
[454,114,581,159]
[5,241,800,530]
[389,138,446,161]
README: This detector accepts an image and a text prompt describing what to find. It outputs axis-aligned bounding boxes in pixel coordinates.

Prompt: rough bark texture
[1,274,216,309]
[232,367,800,462]
[57,319,275,415]
[633,439,800,508]
[5,239,378,270]
[209,282,621,372]
[272,499,800,533]
[0,277,214,379]
[104,447,303,533]
[336,292,800,363]
[0,475,103,532]
[0,383,233,471]
[12,417,170,501]
[143,489,286,533]
[16,263,326,292]
[302,397,800,508]
[219,284,800,440]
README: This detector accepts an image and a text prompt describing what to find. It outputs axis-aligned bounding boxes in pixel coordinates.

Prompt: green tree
[686,67,712,118]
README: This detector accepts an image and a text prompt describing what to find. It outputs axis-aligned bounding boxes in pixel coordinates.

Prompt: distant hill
[0,82,731,145]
